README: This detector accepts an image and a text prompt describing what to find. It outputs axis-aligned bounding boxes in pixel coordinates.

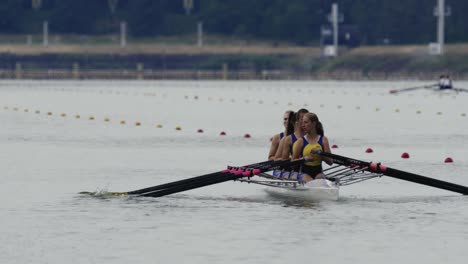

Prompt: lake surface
[1,80,468,263]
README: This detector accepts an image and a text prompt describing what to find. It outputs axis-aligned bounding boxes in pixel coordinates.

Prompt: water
[1,80,468,263]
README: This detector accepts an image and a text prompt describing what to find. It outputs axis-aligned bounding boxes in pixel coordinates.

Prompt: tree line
[1,0,467,45]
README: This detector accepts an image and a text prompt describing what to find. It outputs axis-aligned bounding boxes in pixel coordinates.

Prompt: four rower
[438,75,453,90]
[268,110,333,183]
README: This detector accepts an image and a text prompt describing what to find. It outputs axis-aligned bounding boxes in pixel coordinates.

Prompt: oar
[317,151,468,195]
[141,159,303,198]
[122,160,275,196]
[389,83,437,94]
[453,87,468,93]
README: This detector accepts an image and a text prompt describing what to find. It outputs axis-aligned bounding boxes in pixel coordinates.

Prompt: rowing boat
[81,151,468,200]
[263,178,339,201]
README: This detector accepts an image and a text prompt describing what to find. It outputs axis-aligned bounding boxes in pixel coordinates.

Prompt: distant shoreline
[1,42,468,80]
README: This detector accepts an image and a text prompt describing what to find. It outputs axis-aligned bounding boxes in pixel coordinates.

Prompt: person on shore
[268,110,294,160]
[291,112,333,182]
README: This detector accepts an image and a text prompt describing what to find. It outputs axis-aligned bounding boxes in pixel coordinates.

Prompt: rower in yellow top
[292,112,333,182]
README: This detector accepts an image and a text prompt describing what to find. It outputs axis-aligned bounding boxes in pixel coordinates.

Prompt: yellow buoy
[156,124,163,128]
[104,118,110,122]
[175,126,182,131]
[120,120,126,124]
[89,116,95,120]
[47,112,52,115]
[75,114,80,119]
[60,113,66,117]
[24,109,29,112]
[135,122,141,126]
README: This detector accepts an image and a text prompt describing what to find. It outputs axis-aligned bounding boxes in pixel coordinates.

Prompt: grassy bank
[2,34,468,80]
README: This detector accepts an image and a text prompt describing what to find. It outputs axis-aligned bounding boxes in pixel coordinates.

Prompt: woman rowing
[277,108,309,160]
[268,110,294,160]
[270,108,308,179]
[291,112,333,182]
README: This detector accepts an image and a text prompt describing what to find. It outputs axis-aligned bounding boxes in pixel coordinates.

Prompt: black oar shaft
[127,160,274,195]
[318,151,468,195]
[141,159,301,198]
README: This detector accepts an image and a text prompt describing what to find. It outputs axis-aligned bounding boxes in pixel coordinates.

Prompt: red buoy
[220,131,226,136]
[331,144,338,149]
[365,148,374,153]
[197,129,204,133]
[244,133,251,138]
[444,157,454,163]
[401,152,410,159]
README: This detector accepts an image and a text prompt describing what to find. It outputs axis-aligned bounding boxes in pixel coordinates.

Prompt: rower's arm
[321,136,333,165]
[268,134,280,160]
[291,138,304,161]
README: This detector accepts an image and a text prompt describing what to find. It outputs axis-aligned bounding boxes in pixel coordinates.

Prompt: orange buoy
[401,152,410,159]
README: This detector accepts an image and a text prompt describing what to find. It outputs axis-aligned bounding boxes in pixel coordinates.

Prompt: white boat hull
[264,179,339,202]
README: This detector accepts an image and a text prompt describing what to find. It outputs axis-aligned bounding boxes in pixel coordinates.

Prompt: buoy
[401,152,410,159]
[135,122,141,126]
[331,144,338,149]
[35,110,40,114]
[175,126,182,131]
[444,157,454,163]
[416,110,421,114]
[156,124,163,128]
[24,109,29,112]
[244,133,251,138]
[197,129,204,133]
[89,116,94,120]
[60,113,66,117]
[220,131,226,136]
[47,112,53,116]
[104,118,110,122]
[120,120,126,124]
[365,148,374,153]
[395,108,400,112]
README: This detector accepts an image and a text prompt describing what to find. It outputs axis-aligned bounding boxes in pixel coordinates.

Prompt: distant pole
[332,3,338,56]
[120,21,127,47]
[183,0,194,15]
[437,0,445,54]
[197,21,203,47]
[43,21,48,47]
[433,0,451,55]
